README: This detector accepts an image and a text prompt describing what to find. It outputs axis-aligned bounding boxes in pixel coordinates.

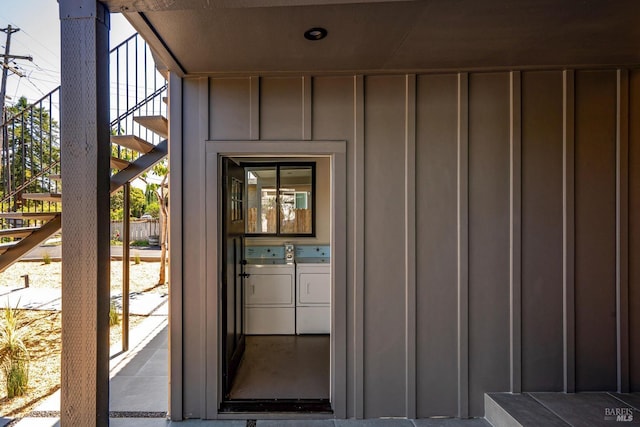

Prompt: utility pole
[0,25,32,200]
[0,26,19,120]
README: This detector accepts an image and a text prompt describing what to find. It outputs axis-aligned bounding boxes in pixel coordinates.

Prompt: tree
[1,96,60,210]
[145,200,160,218]
[140,162,168,285]
[110,186,148,220]
[110,190,124,220]
[129,187,147,218]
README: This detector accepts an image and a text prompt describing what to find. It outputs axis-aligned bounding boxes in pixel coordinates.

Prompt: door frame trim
[220,158,247,398]
[205,140,347,419]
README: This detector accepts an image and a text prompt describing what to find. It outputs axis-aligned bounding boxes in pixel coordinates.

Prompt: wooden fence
[110,219,160,241]
[247,208,311,234]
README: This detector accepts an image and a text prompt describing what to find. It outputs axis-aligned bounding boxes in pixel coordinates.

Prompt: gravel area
[0,260,167,295]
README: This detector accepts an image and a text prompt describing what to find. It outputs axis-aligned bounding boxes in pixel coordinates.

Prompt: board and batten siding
[177,69,640,419]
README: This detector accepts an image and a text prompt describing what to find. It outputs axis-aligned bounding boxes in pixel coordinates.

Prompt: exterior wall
[520,71,564,392]
[176,70,640,419]
[181,77,207,419]
[630,70,640,392]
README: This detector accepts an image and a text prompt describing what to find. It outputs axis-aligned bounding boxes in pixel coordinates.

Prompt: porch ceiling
[105,0,640,75]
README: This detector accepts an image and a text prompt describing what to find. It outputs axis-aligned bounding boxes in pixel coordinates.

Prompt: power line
[0,13,60,72]
[17,27,58,61]
[24,75,46,96]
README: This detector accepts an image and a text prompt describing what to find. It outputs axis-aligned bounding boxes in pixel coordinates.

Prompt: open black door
[221,157,246,398]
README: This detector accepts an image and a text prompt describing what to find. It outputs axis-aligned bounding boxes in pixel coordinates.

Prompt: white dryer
[295,245,331,334]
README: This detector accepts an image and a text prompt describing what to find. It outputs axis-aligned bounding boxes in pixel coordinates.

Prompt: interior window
[245,163,315,236]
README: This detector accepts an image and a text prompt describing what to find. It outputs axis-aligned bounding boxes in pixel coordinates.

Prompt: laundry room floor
[229,335,330,399]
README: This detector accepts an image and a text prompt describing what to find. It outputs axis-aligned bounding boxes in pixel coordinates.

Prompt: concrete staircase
[0,115,168,273]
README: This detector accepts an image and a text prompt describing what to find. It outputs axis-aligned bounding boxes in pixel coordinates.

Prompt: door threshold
[220,399,332,413]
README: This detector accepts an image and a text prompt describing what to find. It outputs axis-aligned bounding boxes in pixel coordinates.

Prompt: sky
[0,0,136,106]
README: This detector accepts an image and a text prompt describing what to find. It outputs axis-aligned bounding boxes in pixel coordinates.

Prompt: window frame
[242,161,316,237]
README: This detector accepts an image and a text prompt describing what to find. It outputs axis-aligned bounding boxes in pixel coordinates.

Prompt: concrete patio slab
[611,393,640,412]
[530,392,640,425]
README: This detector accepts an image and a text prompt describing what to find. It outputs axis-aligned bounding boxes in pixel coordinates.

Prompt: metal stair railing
[110,32,167,164]
[0,160,60,207]
[0,88,61,227]
[0,32,167,231]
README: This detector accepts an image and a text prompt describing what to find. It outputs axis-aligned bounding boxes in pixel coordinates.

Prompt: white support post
[59,1,111,425]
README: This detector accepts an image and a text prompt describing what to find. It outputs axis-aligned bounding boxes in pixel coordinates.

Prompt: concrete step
[0,226,39,239]
[485,393,568,427]
[486,392,640,426]
[111,156,131,170]
[111,135,155,154]
[134,115,168,139]
[529,392,640,426]
[21,193,62,202]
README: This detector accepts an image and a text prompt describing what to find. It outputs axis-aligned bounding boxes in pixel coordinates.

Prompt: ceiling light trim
[304,27,328,41]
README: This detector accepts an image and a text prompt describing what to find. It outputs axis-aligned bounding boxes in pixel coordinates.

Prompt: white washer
[296,260,330,334]
[244,261,295,335]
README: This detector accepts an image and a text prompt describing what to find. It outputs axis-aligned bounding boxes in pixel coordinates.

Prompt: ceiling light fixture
[304,27,328,41]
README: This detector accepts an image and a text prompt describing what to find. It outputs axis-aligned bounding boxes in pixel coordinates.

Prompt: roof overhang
[103,0,640,76]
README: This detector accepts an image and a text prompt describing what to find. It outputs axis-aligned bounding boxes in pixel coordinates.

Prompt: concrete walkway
[0,285,167,316]
[21,245,162,262]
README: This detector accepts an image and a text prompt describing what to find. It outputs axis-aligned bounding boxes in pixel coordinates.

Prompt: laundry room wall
[175,70,640,419]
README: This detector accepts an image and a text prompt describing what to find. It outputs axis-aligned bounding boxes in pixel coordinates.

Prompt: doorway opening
[219,155,332,413]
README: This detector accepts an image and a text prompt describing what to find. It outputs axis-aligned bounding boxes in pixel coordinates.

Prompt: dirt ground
[0,260,165,420]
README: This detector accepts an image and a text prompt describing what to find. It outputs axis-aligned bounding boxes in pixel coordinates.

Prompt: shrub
[109,301,120,327]
[6,359,28,398]
[0,303,30,398]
